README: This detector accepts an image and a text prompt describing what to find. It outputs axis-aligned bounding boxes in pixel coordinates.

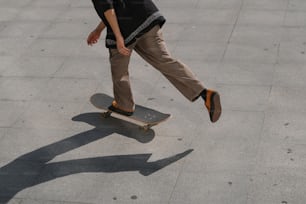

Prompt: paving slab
[2,56,65,78]
[288,0,306,10]
[196,0,242,9]
[217,62,276,86]
[243,0,288,10]
[1,0,306,203]
[0,101,28,128]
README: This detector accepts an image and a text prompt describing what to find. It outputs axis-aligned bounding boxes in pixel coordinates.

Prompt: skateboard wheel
[102,111,111,118]
[140,124,152,131]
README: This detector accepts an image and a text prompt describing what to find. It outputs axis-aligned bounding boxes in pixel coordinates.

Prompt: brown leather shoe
[205,90,222,123]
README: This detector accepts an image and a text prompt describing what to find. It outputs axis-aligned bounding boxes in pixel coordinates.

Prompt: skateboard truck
[101,110,112,118]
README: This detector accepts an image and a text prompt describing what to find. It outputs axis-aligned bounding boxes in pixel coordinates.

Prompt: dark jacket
[92,0,166,48]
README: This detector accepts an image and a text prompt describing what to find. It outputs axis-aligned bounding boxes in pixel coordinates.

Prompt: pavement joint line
[221,0,245,62]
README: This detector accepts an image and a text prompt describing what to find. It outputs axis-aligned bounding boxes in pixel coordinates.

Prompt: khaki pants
[109,25,205,111]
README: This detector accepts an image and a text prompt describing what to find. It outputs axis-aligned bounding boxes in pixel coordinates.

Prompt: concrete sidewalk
[1,0,306,203]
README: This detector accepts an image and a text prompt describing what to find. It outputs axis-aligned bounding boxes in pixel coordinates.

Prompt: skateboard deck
[90,93,171,130]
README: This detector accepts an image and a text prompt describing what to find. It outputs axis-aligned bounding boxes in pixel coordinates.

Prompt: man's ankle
[200,89,207,101]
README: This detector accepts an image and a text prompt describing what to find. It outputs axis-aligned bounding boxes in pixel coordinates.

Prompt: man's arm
[87,21,106,46]
[95,21,106,32]
[104,9,131,56]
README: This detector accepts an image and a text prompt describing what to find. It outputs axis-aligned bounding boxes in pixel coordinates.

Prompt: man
[87,0,222,123]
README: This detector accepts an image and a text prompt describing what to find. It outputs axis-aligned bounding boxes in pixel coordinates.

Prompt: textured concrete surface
[1,0,306,203]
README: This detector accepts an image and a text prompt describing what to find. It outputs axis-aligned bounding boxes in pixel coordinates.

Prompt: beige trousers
[109,25,205,111]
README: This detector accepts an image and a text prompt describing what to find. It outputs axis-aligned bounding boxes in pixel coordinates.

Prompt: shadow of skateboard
[90,93,171,130]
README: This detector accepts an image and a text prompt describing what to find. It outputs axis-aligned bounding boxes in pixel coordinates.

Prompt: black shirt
[92,0,166,48]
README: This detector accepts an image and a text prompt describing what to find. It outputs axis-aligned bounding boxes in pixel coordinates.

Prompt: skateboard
[90,93,171,130]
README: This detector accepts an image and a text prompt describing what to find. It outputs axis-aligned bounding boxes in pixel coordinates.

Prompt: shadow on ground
[0,112,193,203]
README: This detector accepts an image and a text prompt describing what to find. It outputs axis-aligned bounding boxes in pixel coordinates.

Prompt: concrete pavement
[1,0,306,203]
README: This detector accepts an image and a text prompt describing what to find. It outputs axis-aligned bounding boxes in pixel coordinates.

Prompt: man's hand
[87,21,105,46]
[104,9,131,56]
[116,36,131,56]
[87,29,101,46]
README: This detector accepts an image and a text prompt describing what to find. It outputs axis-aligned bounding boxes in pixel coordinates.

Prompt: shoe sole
[108,105,134,116]
[209,92,222,123]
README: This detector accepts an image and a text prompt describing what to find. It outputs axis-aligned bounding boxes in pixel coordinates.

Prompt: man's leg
[134,25,204,102]
[134,25,222,122]
[109,48,135,113]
